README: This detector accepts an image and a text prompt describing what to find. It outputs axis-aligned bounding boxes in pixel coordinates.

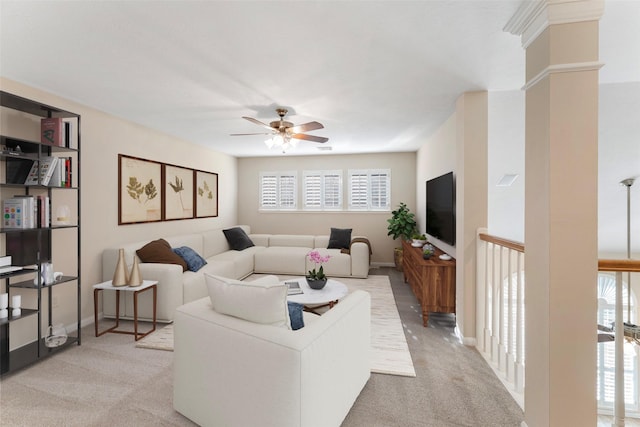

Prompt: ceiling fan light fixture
[235,108,327,153]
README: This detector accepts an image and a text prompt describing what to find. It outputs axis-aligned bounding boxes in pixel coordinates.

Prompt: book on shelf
[24,156,58,186]
[11,195,36,228]
[61,118,77,149]
[41,118,63,146]
[65,157,72,187]
[2,197,34,229]
[36,195,50,228]
[285,281,303,295]
[50,157,63,187]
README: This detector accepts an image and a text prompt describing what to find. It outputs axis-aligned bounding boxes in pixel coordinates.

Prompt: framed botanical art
[118,154,163,224]
[164,164,195,220]
[195,170,218,218]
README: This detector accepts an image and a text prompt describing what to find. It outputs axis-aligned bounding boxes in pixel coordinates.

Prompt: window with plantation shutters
[596,273,639,412]
[260,171,297,210]
[303,170,342,210]
[348,169,390,211]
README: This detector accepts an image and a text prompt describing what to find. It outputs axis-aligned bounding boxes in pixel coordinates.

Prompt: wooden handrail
[478,232,639,273]
[599,259,640,273]
[478,233,525,253]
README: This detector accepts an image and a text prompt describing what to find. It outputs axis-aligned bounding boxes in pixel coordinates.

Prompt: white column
[505,1,604,425]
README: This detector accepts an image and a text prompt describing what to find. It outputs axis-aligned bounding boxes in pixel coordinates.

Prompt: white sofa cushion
[307,248,351,277]
[254,246,309,275]
[205,273,290,329]
[269,234,314,247]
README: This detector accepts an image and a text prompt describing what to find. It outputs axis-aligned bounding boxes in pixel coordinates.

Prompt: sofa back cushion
[202,225,251,258]
[314,235,330,248]
[269,235,314,248]
[205,273,290,329]
[165,234,204,256]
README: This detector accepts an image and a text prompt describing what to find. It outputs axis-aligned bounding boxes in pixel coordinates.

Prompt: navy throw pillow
[223,227,255,251]
[172,246,207,272]
[287,301,304,330]
[328,227,352,250]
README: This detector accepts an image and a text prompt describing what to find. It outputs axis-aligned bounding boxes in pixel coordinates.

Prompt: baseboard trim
[454,323,478,347]
[371,262,395,268]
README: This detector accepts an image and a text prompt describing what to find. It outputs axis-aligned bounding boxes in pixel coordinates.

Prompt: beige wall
[416,113,457,257]
[1,78,238,345]
[415,92,488,343]
[237,153,416,266]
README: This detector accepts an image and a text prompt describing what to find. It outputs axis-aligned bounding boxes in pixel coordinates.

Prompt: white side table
[93,280,158,341]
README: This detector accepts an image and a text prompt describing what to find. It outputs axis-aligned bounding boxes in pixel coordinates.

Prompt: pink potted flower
[306,250,331,289]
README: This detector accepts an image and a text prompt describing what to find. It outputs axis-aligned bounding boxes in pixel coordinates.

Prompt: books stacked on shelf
[2,195,50,229]
[40,118,75,148]
[58,157,72,188]
[23,157,73,187]
[24,157,56,185]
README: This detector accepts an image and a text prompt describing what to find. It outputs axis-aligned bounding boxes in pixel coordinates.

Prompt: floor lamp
[613,178,635,427]
[621,178,635,323]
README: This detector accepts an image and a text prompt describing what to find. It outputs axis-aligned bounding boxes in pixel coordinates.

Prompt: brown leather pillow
[136,238,187,272]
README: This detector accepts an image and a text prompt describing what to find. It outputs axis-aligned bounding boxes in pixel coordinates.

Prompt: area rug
[136,275,416,377]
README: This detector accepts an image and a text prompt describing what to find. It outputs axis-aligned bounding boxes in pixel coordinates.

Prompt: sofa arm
[174,290,371,427]
[350,240,370,278]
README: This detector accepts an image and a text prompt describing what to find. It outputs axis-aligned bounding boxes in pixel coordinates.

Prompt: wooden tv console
[402,240,456,326]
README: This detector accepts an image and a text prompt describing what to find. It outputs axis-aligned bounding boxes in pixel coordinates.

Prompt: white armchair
[173,289,371,427]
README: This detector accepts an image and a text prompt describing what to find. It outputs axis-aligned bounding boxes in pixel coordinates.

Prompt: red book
[65,158,71,187]
[41,118,63,146]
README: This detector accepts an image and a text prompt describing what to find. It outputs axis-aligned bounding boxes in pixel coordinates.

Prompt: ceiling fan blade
[289,121,324,134]
[242,116,275,131]
[230,132,274,136]
[290,133,329,143]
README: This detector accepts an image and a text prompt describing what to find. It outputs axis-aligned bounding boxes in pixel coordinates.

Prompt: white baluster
[613,270,625,427]
[515,252,525,393]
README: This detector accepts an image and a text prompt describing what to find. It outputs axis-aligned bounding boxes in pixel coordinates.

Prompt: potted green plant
[411,233,428,247]
[422,247,434,259]
[387,202,417,271]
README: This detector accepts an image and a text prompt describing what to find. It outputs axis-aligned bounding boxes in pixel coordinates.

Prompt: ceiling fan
[231,108,328,152]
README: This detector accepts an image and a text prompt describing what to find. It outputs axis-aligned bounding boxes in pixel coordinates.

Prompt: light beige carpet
[136,275,416,377]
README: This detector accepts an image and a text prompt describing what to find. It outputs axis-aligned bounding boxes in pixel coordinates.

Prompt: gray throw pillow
[328,227,352,250]
[223,227,255,251]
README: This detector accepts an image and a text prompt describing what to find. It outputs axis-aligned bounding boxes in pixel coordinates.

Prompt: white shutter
[260,171,297,210]
[370,170,390,210]
[260,173,277,209]
[349,169,390,210]
[303,173,322,209]
[303,170,342,210]
[323,172,342,209]
[349,171,369,210]
[279,173,296,209]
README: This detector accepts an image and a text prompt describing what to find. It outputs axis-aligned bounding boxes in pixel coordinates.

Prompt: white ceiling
[0,0,523,157]
[1,1,637,158]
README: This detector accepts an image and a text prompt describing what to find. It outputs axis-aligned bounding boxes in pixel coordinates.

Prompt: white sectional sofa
[173,288,371,427]
[101,225,370,322]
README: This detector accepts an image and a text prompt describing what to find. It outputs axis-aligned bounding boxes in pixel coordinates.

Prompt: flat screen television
[426,172,455,246]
